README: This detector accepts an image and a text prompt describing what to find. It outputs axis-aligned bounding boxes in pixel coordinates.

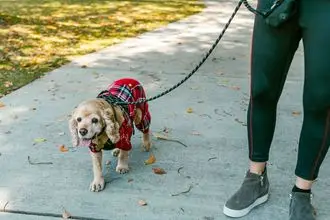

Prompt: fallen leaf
[59,145,69,152]
[292,111,301,116]
[34,138,47,143]
[128,178,134,183]
[81,65,88,68]
[105,160,111,165]
[58,132,65,136]
[62,209,71,219]
[152,167,167,175]
[0,102,5,108]
[153,132,169,140]
[144,154,156,165]
[138,200,147,206]
[186,107,193,113]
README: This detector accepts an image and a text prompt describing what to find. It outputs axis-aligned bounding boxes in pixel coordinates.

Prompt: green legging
[248,0,330,181]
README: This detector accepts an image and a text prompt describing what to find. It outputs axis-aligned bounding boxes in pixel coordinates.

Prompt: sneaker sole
[223,193,269,218]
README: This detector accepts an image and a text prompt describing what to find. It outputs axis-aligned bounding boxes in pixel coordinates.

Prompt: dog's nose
[79,128,88,136]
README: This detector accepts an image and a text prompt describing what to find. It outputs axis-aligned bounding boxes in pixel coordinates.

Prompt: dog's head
[69,99,120,147]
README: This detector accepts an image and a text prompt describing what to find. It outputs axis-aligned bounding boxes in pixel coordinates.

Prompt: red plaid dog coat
[94,78,151,152]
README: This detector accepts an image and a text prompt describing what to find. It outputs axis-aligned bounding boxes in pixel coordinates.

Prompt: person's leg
[296,0,330,186]
[247,11,302,173]
[223,0,301,217]
[289,1,330,219]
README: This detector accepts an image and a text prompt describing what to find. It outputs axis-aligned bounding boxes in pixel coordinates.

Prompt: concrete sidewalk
[0,0,329,219]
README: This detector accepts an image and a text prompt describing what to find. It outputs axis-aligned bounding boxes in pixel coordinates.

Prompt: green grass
[0,0,205,97]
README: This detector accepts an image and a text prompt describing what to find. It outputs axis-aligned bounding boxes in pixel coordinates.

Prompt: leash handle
[243,0,284,18]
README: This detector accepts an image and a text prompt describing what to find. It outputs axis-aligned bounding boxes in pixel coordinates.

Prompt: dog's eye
[77,117,82,122]
[92,118,98,123]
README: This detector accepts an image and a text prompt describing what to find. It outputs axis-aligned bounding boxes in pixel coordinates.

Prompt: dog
[69,78,152,192]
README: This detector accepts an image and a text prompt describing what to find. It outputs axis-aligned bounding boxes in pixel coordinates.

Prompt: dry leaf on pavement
[0,102,5,108]
[152,167,167,175]
[186,107,193,113]
[34,138,47,143]
[59,145,69,152]
[138,200,147,206]
[144,154,156,165]
[292,111,301,116]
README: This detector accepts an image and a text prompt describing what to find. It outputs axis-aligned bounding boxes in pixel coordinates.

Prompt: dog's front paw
[116,165,129,174]
[89,177,105,192]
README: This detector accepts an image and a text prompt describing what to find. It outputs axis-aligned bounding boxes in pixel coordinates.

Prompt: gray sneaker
[223,169,269,218]
[289,192,316,220]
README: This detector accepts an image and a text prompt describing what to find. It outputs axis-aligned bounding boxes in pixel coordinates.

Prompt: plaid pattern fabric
[95,78,151,151]
[115,119,133,151]
[106,78,151,133]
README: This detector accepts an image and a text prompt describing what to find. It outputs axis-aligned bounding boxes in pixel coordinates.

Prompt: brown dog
[69,78,151,192]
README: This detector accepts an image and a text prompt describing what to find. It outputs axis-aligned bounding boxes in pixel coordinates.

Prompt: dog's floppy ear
[69,109,79,147]
[101,108,120,143]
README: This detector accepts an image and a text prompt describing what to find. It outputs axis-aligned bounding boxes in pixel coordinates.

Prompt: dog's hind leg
[134,108,152,152]
[142,132,151,152]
